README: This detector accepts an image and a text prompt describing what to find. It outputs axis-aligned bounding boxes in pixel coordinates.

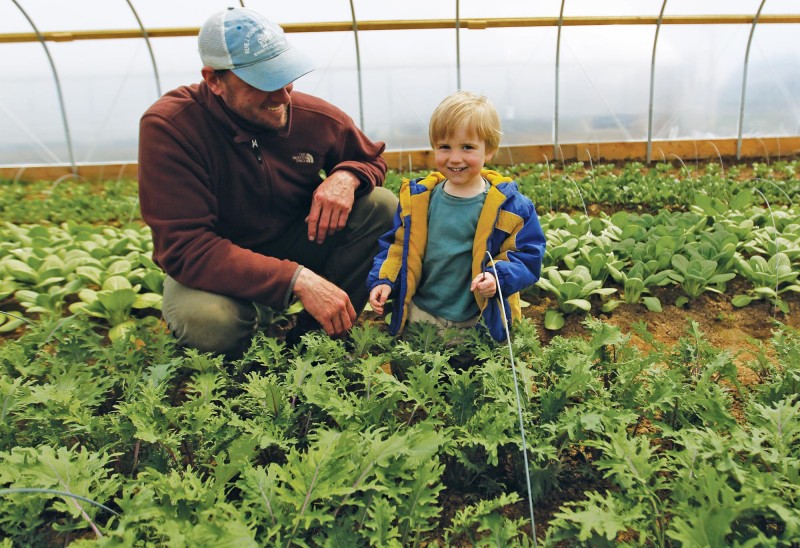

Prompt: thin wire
[484,251,538,546]
[0,488,120,517]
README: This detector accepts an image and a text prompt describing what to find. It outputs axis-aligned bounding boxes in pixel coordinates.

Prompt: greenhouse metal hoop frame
[3,1,800,174]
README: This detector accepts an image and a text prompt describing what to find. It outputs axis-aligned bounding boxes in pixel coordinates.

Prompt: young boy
[367,91,546,342]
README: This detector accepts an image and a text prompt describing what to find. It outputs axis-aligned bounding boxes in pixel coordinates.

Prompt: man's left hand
[306,171,360,244]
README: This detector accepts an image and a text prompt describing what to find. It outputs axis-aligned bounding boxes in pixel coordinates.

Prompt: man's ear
[485,149,495,163]
[202,67,224,96]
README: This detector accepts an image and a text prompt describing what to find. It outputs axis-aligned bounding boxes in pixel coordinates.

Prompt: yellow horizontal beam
[1,14,799,43]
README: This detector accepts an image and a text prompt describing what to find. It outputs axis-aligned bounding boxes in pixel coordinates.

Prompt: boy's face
[434,124,494,195]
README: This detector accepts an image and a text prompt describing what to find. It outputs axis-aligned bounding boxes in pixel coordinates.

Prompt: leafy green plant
[68,275,161,340]
[605,260,670,312]
[0,445,121,542]
[536,265,617,330]
[732,252,800,313]
[444,493,529,547]
[669,254,736,307]
[13,279,84,317]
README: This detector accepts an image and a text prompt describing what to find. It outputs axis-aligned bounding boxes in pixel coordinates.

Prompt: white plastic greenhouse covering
[1,0,799,171]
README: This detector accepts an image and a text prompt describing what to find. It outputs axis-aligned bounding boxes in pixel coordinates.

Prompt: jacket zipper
[251,138,263,164]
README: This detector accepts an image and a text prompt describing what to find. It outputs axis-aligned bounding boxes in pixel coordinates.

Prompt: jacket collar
[410,169,514,194]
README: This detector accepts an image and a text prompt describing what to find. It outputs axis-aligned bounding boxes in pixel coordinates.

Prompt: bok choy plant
[668,255,736,308]
[536,265,616,330]
[732,252,800,313]
[68,275,161,340]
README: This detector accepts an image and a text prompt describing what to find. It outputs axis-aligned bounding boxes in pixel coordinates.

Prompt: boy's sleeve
[367,204,405,291]
[486,195,546,296]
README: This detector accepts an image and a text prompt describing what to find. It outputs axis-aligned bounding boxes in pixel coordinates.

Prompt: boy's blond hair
[429,91,502,154]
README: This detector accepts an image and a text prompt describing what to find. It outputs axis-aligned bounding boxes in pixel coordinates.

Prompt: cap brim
[232,47,315,92]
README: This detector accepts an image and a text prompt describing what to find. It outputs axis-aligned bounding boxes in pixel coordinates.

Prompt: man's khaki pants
[161,187,397,357]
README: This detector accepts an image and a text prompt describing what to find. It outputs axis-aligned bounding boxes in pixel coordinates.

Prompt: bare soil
[525,281,800,388]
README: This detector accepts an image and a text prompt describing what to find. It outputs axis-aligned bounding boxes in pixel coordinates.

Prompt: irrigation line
[0,311,36,326]
[484,251,538,547]
[708,142,725,179]
[543,155,553,212]
[757,137,769,165]
[0,488,120,517]
[750,188,781,318]
[749,178,794,207]
[563,175,588,217]
[669,153,690,176]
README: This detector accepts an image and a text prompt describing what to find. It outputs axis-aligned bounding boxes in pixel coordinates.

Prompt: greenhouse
[1,1,799,546]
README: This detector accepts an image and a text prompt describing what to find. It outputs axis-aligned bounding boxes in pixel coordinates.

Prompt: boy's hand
[369,284,392,315]
[471,272,497,298]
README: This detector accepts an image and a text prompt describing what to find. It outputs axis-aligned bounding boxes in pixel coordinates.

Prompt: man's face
[209,70,293,131]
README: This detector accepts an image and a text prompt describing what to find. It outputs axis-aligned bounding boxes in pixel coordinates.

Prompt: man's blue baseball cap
[198,7,315,92]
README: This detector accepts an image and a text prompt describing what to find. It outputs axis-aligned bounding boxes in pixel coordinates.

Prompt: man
[138,7,397,356]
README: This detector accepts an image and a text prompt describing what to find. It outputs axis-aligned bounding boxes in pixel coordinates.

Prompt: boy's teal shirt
[367,169,547,341]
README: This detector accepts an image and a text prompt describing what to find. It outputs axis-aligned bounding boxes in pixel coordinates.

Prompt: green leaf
[4,259,38,284]
[286,300,305,315]
[601,300,621,313]
[0,316,25,332]
[133,292,162,310]
[729,189,753,210]
[550,491,644,542]
[564,298,592,312]
[108,320,137,341]
[97,289,137,315]
[102,275,132,291]
[731,294,753,307]
[544,309,565,330]
[107,259,133,275]
[641,296,662,312]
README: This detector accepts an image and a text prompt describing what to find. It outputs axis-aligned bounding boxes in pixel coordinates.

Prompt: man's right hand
[292,268,356,336]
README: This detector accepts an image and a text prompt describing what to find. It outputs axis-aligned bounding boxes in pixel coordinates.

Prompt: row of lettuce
[533,190,799,329]
[3,159,796,226]
[386,159,800,213]
[1,189,798,335]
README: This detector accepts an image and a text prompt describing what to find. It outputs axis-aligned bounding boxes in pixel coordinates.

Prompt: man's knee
[371,186,399,226]
[163,279,256,356]
[351,187,398,235]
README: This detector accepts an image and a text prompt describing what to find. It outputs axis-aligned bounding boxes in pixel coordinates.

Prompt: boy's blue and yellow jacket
[367,169,546,341]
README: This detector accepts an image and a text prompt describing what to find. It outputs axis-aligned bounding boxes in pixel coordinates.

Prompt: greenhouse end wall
[1,2,799,170]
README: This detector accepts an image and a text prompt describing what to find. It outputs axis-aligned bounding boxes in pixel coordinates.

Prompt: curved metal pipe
[646,0,667,164]
[737,0,766,160]
[456,0,462,90]
[554,0,565,161]
[348,0,365,129]
[11,0,76,173]
[125,0,161,97]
